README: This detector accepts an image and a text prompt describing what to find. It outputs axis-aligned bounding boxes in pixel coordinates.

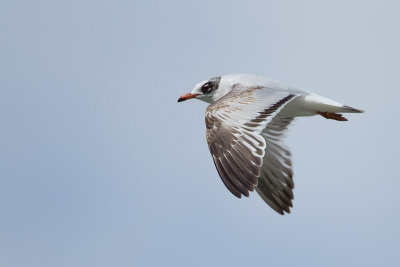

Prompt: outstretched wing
[256,117,295,215]
[205,85,298,200]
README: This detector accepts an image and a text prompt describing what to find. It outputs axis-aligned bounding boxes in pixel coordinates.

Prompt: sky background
[1,0,399,266]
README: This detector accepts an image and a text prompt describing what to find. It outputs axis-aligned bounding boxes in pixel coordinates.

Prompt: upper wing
[205,85,298,198]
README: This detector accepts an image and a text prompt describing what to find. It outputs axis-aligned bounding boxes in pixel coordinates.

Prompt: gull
[178,74,363,215]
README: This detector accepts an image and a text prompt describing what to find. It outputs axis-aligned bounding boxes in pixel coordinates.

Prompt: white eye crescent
[202,83,212,93]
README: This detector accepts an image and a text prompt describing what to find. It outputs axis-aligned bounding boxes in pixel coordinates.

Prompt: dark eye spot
[201,82,212,94]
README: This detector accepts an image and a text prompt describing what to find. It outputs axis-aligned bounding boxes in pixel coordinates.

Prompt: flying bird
[178,74,363,215]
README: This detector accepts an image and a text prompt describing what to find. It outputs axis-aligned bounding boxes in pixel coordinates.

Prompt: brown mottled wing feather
[205,86,298,199]
[256,117,295,215]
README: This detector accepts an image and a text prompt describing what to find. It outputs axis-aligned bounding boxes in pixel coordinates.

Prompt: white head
[178,74,270,104]
[177,76,224,104]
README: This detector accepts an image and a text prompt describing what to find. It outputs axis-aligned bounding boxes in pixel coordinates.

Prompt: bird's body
[178,74,363,215]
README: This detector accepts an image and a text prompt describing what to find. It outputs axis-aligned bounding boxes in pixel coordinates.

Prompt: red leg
[317,111,348,121]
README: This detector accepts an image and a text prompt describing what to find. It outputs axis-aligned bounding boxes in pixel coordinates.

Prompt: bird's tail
[339,105,364,113]
[317,105,364,121]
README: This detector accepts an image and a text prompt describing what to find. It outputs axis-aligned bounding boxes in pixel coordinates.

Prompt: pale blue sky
[1,0,399,266]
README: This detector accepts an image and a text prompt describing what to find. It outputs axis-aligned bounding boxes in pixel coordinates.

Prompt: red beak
[177,93,200,102]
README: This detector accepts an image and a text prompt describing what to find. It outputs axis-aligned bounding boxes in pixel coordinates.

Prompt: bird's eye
[201,82,212,94]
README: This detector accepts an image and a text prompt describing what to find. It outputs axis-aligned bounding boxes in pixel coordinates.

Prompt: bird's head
[178,76,225,104]
[178,74,269,104]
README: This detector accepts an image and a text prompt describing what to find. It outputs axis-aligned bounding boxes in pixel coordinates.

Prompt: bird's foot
[317,111,348,121]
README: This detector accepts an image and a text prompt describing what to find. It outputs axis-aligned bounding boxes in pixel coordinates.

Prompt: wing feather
[255,117,296,214]
[205,86,298,202]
